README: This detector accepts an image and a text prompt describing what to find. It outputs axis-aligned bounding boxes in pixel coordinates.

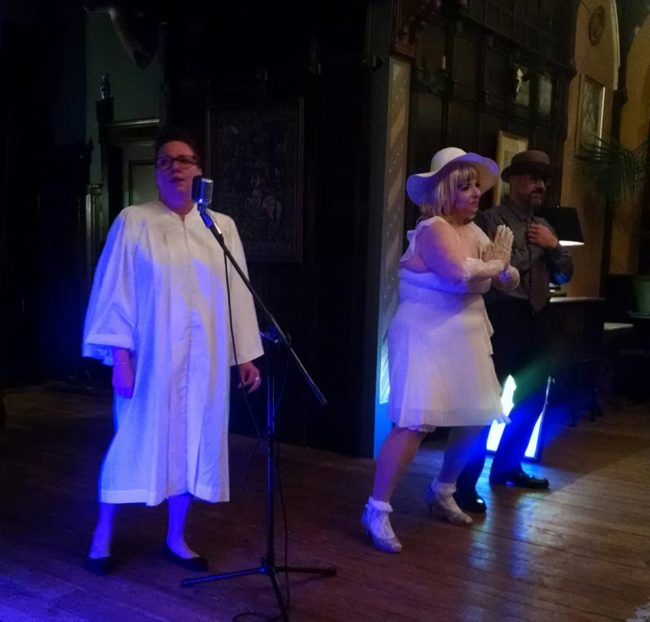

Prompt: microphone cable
[216,212,293,621]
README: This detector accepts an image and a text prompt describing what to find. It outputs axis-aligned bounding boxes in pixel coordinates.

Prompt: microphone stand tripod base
[181,560,336,620]
[180,341,335,622]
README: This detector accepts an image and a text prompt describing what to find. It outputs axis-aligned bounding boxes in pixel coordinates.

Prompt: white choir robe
[83,201,264,506]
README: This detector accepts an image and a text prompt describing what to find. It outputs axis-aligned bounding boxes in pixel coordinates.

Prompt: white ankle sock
[367,496,393,513]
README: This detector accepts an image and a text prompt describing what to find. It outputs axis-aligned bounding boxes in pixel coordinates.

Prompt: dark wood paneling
[483,43,510,113]
[451,31,480,104]
[2,0,581,458]
[414,21,447,71]
[0,1,87,385]
[475,0,554,51]
[407,1,576,194]
[162,1,373,456]
[477,111,505,163]
[447,100,479,147]
[408,92,445,167]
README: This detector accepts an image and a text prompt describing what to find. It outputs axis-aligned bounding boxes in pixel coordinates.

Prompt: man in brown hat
[454,149,574,514]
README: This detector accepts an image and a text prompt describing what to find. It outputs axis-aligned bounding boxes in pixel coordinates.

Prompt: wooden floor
[1,385,650,622]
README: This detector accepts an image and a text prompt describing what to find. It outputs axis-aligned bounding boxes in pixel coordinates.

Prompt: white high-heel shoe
[361,497,403,554]
[425,480,473,525]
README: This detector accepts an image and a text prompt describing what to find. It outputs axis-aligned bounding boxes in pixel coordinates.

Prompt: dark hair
[154,127,202,164]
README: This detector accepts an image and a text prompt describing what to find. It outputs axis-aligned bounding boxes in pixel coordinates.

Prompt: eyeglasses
[521,173,551,186]
[155,155,199,170]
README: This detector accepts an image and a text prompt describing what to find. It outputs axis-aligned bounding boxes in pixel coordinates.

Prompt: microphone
[192,175,223,236]
[192,176,214,208]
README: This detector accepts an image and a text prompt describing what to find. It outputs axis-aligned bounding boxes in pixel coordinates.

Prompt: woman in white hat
[361,147,520,553]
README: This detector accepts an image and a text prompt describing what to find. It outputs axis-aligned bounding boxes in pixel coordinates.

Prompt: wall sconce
[539,205,584,247]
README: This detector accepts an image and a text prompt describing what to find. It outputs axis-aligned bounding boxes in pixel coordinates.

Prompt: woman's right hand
[485,225,514,264]
[112,359,135,398]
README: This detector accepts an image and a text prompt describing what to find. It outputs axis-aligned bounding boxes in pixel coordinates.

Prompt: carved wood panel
[404,0,576,213]
[483,43,510,113]
[446,100,479,148]
[451,31,480,104]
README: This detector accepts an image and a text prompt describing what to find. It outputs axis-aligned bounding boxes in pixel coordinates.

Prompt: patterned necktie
[529,258,550,312]
[527,217,550,312]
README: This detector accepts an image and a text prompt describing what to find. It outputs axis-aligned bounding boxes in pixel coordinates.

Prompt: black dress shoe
[162,544,209,572]
[84,556,114,576]
[453,490,487,514]
[490,469,549,489]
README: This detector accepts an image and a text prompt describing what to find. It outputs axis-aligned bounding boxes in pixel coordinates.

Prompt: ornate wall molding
[393,0,468,60]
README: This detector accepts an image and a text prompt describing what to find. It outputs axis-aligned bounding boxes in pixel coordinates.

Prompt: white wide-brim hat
[406,147,498,206]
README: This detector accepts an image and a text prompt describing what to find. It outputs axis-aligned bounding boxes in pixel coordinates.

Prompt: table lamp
[539,205,584,247]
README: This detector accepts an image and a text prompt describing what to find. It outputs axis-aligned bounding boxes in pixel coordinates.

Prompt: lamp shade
[539,206,584,246]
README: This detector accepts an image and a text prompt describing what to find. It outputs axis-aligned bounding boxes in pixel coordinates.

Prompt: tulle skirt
[387,280,507,430]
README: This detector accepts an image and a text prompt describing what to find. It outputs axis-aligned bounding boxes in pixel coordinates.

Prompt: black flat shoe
[453,490,487,514]
[490,469,550,489]
[162,544,209,572]
[84,556,114,576]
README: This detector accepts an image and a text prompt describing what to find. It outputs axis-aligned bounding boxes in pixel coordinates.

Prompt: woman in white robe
[83,130,263,574]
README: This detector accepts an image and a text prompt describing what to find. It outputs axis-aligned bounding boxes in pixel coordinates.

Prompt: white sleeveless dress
[387,216,508,430]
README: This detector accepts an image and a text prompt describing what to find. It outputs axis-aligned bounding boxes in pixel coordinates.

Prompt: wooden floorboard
[1,385,650,621]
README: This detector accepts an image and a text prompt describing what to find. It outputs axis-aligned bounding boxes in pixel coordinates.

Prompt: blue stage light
[486,375,545,460]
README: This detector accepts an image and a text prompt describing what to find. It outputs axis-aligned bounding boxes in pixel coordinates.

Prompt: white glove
[484,225,514,264]
[462,257,507,281]
[495,265,520,290]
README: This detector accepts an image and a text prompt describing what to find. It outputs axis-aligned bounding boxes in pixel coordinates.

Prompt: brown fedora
[500,149,551,182]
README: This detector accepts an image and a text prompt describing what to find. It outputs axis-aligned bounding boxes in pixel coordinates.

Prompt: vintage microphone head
[192,176,214,207]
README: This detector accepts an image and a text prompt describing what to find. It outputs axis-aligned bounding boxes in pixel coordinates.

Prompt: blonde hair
[418,163,480,219]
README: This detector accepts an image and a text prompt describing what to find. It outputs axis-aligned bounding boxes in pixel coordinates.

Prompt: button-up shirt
[474,198,574,305]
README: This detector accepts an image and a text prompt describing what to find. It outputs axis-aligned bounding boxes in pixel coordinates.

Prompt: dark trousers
[457,299,550,493]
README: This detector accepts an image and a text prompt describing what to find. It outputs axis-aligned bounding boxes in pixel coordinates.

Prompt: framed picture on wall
[206,98,304,262]
[494,131,529,206]
[576,75,605,154]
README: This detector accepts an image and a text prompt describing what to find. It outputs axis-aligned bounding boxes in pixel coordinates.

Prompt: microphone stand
[181,204,336,621]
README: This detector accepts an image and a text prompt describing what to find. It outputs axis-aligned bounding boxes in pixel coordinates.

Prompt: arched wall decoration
[589,6,606,46]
